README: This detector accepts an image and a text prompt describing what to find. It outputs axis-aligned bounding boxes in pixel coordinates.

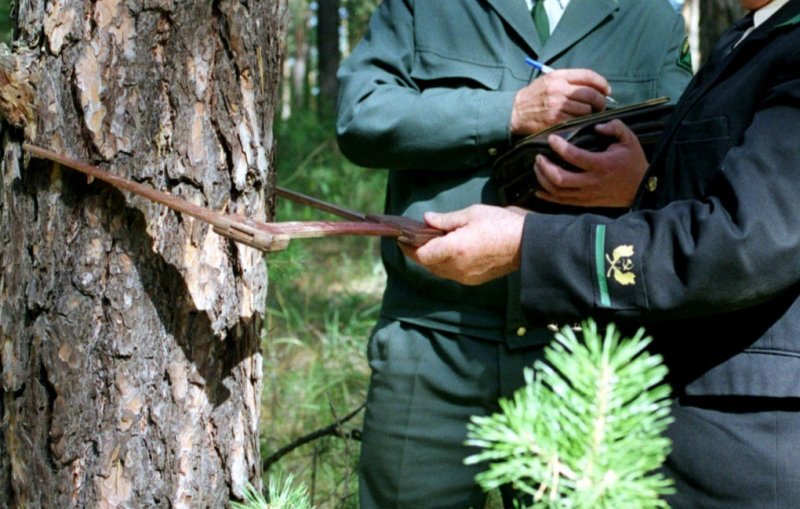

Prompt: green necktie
[532,0,550,44]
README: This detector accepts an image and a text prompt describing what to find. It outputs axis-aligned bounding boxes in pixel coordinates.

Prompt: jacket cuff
[519,212,649,321]
[475,90,517,163]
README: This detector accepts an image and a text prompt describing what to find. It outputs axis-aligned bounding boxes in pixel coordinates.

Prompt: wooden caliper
[23,144,442,252]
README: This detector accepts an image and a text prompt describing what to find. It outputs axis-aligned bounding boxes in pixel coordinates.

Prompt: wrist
[510,89,525,135]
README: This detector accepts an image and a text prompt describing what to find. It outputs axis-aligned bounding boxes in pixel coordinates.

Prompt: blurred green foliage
[273,111,387,219]
[0,0,11,44]
[343,0,380,47]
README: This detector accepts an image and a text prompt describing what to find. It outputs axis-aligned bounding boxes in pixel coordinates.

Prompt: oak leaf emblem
[606,245,636,286]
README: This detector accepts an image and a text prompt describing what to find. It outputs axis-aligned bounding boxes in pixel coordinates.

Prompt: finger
[594,119,633,141]
[564,87,607,114]
[534,173,560,200]
[534,155,580,195]
[557,97,597,118]
[534,156,585,205]
[556,69,612,96]
[548,134,601,171]
[398,242,417,261]
[422,209,470,232]
[534,170,594,204]
[534,73,606,111]
[534,158,595,205]
[537,160,597,190]
[413,236,457,267]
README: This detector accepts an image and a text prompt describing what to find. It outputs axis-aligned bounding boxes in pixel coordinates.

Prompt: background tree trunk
[290,1,311,113]
[316,0,340,116]
[0,0,287,507]
[700,0,744,64]
[684,0,744,68]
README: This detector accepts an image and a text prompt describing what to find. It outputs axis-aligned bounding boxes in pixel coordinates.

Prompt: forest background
[0,0,742,507]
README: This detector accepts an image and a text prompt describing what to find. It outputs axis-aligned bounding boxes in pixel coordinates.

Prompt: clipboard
[492,97,673,209]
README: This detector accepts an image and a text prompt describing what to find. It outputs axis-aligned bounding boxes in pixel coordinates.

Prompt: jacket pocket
[674,115,733,198]
[676,115,730,143]
[602,73,660,105]
[411,50,504,91]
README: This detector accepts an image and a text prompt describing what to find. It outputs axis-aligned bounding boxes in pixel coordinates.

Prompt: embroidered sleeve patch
[595,225,637,308]
[677,35,692,73]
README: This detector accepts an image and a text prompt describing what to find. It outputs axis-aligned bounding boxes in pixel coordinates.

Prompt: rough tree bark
[0,0,287,507]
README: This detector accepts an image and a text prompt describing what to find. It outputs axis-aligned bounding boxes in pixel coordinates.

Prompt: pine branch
[262,402,365,472]
[465,320,674,508]
[231,476,313,509]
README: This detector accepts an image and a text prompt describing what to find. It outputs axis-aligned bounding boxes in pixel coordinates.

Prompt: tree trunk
[684,0,745,68]
[699,0,744,66]
[316,0,340,116]
[290,2,311,112]
[0,0,287,507]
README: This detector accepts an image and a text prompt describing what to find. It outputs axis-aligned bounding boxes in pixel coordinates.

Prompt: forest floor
[260,116,386,507]
[259,115,503,508]
[261,233,383,508]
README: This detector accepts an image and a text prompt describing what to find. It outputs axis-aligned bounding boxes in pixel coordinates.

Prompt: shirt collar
[525,0,570,11]
[753,0,791,28]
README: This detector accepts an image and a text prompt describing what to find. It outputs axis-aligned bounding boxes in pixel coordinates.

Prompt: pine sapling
[465,320,674,508]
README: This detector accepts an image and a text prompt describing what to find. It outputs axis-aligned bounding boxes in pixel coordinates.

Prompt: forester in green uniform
[336,1,691,507]
[405,0,800,506]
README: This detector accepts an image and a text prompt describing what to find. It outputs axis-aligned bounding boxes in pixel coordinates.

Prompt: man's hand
[510,69,611,135]
[400,205,527,286]
[534,119,649,208]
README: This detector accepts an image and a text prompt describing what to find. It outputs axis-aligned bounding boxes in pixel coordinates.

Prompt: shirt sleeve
[654,13,695,102]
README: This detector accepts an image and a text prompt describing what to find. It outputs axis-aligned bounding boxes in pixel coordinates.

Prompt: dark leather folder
[492,97,673,210]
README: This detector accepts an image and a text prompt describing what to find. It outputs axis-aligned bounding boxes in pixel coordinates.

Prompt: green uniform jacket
[337,0,692,346]
[521,1,800,397]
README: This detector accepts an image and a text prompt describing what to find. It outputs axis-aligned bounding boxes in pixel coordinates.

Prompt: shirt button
[646,176,658,192]
[516,326,527,336]
[488,147,498,156]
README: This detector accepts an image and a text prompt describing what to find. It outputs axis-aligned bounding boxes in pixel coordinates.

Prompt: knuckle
[549,170,565,187]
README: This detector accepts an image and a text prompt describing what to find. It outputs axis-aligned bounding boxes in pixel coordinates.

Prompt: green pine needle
[465,320,674,508]
[230,475,313,509]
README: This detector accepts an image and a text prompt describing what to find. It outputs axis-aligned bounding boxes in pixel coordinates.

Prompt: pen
[525,57,617,105]
[524,57,556,74]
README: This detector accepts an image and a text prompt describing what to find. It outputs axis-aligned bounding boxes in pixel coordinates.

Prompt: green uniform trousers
[359,319,546,508]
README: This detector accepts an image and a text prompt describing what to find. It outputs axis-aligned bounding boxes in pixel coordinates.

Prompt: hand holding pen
[509,59,616,134]
[525,57,617,104]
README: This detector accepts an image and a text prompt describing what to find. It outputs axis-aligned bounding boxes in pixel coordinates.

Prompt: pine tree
[465,320,674,508]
